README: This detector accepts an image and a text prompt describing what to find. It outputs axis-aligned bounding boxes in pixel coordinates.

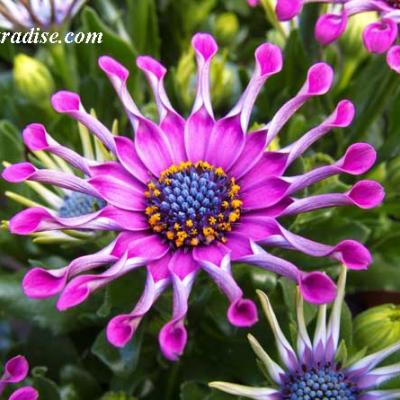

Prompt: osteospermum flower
[0,0,85,30]
[2,121,111,244]
[275,0,400,73]
[2,33,384,361]
[0,355,38,400]
[210,267,400,400]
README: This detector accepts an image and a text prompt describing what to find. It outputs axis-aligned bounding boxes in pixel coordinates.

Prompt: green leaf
[127,0,160,56]
[32,367,61,400]
[91,329,142,377]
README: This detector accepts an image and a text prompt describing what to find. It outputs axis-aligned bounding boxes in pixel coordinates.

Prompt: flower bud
[354,304,400,352]
[213,12,239,44]
[13,54,55,108]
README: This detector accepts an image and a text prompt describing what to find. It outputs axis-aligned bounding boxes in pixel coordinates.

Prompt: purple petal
[51,91,116,153]
[193,242,229,265]
[134,118,174,177]
[9,387,38,400]
[23,124,90,175]
[191,33,218,117]
[336,143,376,175]
[114,136,152,184]
[205,115,245,170]
[241,177,290,209]
[200,254,258,327]
[89,175,145,211]
[136,56,187,163]
[227,43,282,132]
[23,244,118,299]
[112,232,170,260]
[107,272,169,347]
[184,107,214,163]
[228,129,268,179]
[266,63,334,145]
[224,232,254,260]
[169,250,199,280]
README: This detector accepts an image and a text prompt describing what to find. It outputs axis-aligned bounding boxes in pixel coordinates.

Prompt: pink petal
[299,272,337,305]
[363,18,398,54]
[23,267,68,299]
[337,143,376,175]
[193,243,229,265]
[9,208,50,235]
[9,387,38,400]
[22,123,49,150]
[227,298,258,327]
[228,129,268,179]
[334,240,372,270]
[303,63,334,96]
[107,314,139,348]
[2,356,29,383]
[2,163,35,183]
[114,136,152,184]
[347,180,385,209]
[51,91,80,112]
[159,321,187,361]
[205,115,245,170]
[134,119,174,177]
[224,232,253,260]
[98,56,129,82]
[241,177,290,209]
[387,45,400,73]
[315,13,348,45]
[89,176,145,211]
[276,0,302,20]
[184,107,214,163]
[169,250,199,280]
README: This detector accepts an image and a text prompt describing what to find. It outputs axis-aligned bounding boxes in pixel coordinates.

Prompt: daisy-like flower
[2,121,111,244]
[0,0,85,30]
[210,267,400,400]
[0,355,38,400]
[2,33,383,361]
[275,0,400,72]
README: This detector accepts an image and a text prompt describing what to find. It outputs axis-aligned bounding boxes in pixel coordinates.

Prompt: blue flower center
[282,363,359,400]
[145,161,242,248]
[59,192,106,218]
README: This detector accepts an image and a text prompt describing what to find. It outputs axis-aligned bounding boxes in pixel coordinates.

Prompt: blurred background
[0,0,400,398]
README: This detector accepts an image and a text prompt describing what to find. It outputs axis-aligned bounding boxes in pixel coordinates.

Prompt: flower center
[145,161,242,248]
[282,363,359,400]
[59,192,106,218]
[387,0,400,8]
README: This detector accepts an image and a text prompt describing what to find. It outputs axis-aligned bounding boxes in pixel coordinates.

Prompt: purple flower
[0,0,85,30]
[275,0,400,72]
[2,33,383,361]
[210,267,400,400]
[0,355,38,400]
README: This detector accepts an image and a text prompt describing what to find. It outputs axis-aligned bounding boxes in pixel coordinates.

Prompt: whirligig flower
[275,0,400,73]
[0,0,85,30]
[2,32,384,361]
[210,267,400,400]
[0,355,38,400]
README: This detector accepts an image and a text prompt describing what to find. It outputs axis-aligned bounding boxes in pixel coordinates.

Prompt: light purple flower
[210,267,400,400]
[0,0,85,30]
[2,33,383,361]
[275,0,400,71]
[0,356,38,400]
[247,0,260,7]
